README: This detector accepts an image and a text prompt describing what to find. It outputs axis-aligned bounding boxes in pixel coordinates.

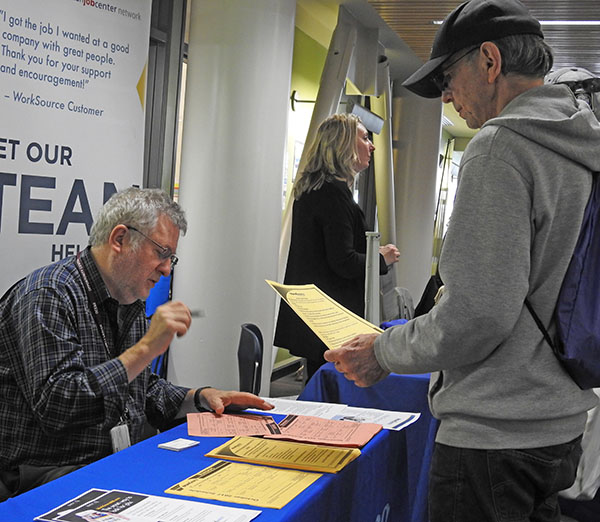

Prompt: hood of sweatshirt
[484,84,600,173]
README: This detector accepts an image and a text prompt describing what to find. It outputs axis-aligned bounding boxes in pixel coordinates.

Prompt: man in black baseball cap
[325,1,600,521]
[403,0,544,98]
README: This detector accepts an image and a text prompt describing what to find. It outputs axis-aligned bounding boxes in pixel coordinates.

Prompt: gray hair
[293,113,362,199]
[491,34,553,78]
[89,187,187,248]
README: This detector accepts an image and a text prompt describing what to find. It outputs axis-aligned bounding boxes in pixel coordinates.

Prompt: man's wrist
[193,386,213,411]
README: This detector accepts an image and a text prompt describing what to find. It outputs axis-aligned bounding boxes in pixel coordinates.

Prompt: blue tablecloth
[0,415,411,521]
[299,362,439,522]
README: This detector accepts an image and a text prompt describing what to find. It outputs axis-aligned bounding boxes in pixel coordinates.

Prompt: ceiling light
[432,20,600,26]
[539,20,600,25]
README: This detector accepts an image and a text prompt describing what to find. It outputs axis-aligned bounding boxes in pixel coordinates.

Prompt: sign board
[0,0,151,293]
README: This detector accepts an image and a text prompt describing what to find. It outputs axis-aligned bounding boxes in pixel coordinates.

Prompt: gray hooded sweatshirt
[375,84,600,449]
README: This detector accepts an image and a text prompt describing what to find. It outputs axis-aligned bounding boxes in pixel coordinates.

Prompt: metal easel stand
[365,231,381,326]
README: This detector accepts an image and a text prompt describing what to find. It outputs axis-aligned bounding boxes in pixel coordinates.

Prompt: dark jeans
[429,437,583,522]
[0,464,83,502]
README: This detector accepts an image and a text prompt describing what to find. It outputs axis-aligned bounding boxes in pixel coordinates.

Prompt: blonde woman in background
[274,113,399,381]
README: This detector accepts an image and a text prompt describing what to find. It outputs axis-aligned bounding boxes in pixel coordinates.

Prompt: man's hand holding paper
[324,333,389,387]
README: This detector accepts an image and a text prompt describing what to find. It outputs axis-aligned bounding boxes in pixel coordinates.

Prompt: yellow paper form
[165,460,321,509]
[205,436,360,473]
[266,280,382,350]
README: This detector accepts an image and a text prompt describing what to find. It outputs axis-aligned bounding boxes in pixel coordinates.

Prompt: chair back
[237,323,263,395]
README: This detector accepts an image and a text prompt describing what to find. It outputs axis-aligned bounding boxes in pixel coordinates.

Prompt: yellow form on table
[206,436,360,473]
[266,280,382,350]
[166,460,321,509]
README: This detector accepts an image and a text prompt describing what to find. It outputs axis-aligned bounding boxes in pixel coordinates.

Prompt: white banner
[0,0,151,293]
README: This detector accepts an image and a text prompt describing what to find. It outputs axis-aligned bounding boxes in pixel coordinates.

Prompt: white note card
[158,438,200,451]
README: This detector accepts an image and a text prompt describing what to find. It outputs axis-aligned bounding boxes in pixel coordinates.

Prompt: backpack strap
[526,170,599,356]
[525,298,557,352]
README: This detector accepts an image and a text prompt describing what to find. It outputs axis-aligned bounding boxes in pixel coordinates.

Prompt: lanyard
[75,251,129,423]
[75,252,112,360]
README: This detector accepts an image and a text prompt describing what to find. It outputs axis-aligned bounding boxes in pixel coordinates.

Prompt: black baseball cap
[402,0,544,98]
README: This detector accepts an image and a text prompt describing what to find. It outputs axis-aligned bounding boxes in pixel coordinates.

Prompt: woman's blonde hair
[293,113,362,199]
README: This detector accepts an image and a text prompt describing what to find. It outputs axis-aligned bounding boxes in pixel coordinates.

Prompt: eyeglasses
[125,225,179,267]
[432,46,480,94]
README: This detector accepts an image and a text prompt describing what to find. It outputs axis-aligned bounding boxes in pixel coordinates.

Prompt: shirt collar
[79,246,112,304]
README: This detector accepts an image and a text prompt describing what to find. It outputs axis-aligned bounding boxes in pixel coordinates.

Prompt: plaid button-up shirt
[0,247,188,470]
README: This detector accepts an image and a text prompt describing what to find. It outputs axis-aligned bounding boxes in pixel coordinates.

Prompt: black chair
[237,323,263,395]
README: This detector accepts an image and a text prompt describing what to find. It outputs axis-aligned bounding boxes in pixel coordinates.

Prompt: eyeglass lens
[433,46,479,92]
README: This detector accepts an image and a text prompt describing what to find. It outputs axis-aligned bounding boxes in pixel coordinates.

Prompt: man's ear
[108,224,128,253]
[480,41,502,84]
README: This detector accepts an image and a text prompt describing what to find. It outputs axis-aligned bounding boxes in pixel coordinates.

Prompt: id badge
[110,422,131,453]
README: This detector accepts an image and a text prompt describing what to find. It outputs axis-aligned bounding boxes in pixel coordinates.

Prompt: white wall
[169,0,296,393]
